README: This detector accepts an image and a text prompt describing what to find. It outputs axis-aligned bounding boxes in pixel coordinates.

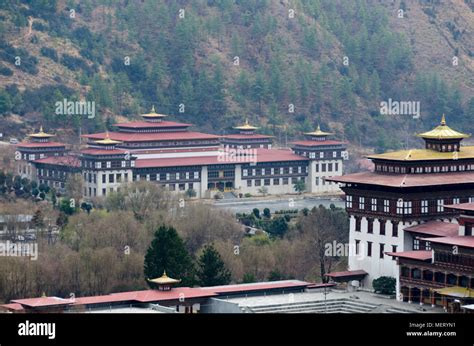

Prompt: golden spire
[304,124,334,137]
[440,114,446,126]
[94,131,121,145]
[29,126,54,138]
[417,114,470,140]
[142,105,167,119]
[148,270,181,285]
[233,118,259,131]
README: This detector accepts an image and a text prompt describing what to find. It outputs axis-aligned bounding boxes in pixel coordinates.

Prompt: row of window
[246,177,304,187]
[243,166,307,177]
[354,240,397,260]
[346,196,474,214]
[88,182,196,198]
[354,217,400,237]
[39,179,65,189]
[298,150,345,159]
[38,168,70,180]
[134,171,200,182]
[375,163,474,174]
[434,251,474,267]
[82,160,135,169]
[315,162,339,173]
[400,266,472,288]
[315,177,337,186]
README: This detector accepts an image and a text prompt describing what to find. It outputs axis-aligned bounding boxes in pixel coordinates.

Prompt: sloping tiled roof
[385,250,432,261]
[404,221,459,237]
[419,236,474,248]
[82,131,220,142]
[327,171,474,188]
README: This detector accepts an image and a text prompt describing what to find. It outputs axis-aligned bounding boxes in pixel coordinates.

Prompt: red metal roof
[324,270,367,278]
[33,155,81,167]
[291,140,346,147]
[73,287,217,306]
[83,131,220,142]
[80,148,127,155]
[200,280,310,294]
[130,147,219,156]
[5,280,311,310]
[1,303,24,311]
[16,142,65,148]
[135,149,307,168]
[222,134,274,139]
[444,203,474,212]
[327,171,474,188]
[386,250,432,261]
[404,221,459,237]
[419,236,474,248]
[11,296,75,308]
[115,120,191,128]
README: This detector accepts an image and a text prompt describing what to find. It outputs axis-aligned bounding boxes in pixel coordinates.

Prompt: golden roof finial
[233,119,259,131]
[441,114,446,126]
[94,131,121,145]
[304,124,334,137]
[29,126,54,138]
[417,114,470,140]
[142,105,167,119]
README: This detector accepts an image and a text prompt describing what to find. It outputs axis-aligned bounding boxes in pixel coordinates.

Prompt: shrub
[372,276,396,295]
[40,47,59,62]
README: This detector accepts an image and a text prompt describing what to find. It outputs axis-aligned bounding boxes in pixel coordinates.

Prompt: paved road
[212,195,344,214]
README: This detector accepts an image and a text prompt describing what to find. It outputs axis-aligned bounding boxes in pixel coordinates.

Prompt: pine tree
[32,209,44,229]
[196,244,231,286]
[144,225,195,287]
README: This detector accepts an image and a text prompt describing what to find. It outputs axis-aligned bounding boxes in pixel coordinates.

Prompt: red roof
[419,236,474,248]
[222,134,274,139]
[1,303,24,311]
[33,155,81,167]
[291,140,346,147]
[12,296,75,308]
[74,287,217,306]
[114,120,191,129]
[444,203,474,212]
[135,149,307,168]
[5,280,311,310]
[82,131,220,142]
[200,280,310,294]
[404,221,459,237]
[327,171,474,188]
[386,250,432,261]
[16,141,65,148]
[80,148,127,155]
[324,270,367,278]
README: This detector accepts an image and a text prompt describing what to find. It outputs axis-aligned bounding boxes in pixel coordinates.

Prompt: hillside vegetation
[0,0,473,152]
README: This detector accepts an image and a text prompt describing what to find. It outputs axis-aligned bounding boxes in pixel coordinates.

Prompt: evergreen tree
[144,225,195,287]
[196,244,231,286]
[32,209,45,229]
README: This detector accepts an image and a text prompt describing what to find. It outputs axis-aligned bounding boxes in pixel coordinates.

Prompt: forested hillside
[0,0,473,152]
